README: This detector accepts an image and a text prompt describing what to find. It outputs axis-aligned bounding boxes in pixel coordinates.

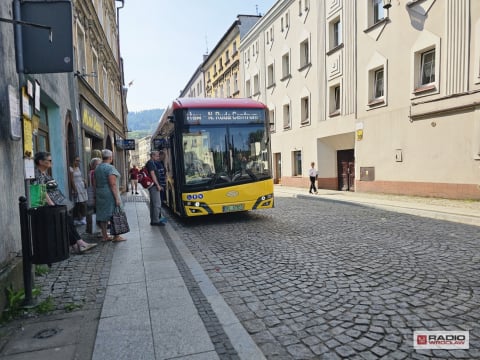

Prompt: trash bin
[28,205,69,264]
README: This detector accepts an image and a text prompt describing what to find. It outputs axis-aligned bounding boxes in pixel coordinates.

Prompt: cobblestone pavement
[33,235,114,315]
[172,197,480,359]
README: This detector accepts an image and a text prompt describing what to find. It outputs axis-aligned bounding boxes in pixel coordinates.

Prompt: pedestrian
[94,149,126,242]
[129,164,139,195]
[154,151,167,203]
[86,157,101,236]
[69,156,88,225]
[33,151,97,253]
[146,150,167,226]
[308,161,318,194]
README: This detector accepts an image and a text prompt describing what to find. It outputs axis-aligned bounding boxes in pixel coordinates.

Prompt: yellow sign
[82,103,105,138]
[23,117,33,157]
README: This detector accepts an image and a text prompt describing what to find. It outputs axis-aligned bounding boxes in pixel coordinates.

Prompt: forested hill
[127,109,164,139]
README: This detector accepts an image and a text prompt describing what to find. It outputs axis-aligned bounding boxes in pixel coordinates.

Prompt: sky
[119,0,277,112]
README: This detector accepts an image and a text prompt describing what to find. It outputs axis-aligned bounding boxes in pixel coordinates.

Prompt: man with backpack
[146,150,167,226]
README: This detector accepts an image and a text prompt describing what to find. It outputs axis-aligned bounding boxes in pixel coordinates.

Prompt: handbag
[111,207,130,235]
[46,180,74,211]
[30,184,47,207]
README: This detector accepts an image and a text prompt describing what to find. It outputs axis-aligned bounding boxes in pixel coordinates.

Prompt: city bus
[152,97,274,217]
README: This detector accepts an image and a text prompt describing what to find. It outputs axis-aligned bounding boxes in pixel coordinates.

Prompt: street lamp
[383,0,392,9]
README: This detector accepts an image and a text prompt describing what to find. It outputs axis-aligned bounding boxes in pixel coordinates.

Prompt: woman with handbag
[94,149,128,242]
[33,151,97,254]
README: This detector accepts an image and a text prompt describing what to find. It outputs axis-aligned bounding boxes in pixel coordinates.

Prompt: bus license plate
[222,204,244,212]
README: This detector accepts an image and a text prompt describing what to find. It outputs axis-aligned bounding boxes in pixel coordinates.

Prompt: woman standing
[94,149,126,242]
[69,156,88,225]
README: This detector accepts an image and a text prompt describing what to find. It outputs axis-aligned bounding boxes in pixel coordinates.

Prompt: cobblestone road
[172,197,480,359]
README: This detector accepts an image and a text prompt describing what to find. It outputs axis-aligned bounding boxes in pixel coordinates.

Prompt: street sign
[123,139,135,150]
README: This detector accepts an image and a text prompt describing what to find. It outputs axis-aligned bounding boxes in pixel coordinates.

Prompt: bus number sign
[186,109,263,124]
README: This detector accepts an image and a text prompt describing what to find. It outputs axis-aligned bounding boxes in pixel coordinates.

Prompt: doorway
[337,149,355,191]
[274,152,282,184]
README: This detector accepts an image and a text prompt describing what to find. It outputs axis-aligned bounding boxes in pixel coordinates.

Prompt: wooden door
[337,149,355,191]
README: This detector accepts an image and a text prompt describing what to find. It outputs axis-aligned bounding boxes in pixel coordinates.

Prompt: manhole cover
[33,328,61,339]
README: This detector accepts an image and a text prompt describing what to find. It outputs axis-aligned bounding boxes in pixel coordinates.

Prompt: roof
[173,97,267,109]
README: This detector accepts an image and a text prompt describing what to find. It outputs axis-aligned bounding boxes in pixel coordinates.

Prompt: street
[170,195,480,359]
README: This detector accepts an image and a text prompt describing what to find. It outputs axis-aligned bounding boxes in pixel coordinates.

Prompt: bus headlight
[195,202,200,207]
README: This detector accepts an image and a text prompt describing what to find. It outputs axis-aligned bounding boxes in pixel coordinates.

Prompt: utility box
[28,205,69,264]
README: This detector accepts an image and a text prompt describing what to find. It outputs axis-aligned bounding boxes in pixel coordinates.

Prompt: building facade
[0,0,126,312]
[238,0,480,199]
[74,0,127,190]
[204,15,261,99]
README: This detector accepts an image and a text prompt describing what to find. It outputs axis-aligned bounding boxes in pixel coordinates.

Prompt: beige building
[137,135,152,167]
[204,15,261,98]
[238,0,480,200]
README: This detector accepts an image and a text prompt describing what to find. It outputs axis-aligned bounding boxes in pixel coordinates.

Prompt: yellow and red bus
[152,98,274,217]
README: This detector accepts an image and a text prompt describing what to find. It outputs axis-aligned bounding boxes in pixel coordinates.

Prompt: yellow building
[204,15,261,98]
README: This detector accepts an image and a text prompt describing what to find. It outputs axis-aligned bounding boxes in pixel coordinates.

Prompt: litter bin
[28,205,69,264]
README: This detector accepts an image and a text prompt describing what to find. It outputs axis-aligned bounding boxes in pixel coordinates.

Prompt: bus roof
[173,97,267,110]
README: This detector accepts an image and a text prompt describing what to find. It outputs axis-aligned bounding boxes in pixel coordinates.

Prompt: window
[76,23,86,73]
[245,79,251,97]
[301,96,309,124]
[253,74,260,95]
[421,49,435,85]
[283,103,291,129]
[412,44,438,95]
[226,78,231,97]
[373,0,385,23]
[300,39,310,68]
[103,67,108,103]
[334,86,340,111]
[293,150,302,176]
[92,49,99,91]
[267,64,275,87]
[374,68,384,99]
[232,41,237,54]
[368,65,386,107]
[269,109,275,131]
[329,84,341,116]
[282,52,290,79]
[233,73,238,93]
[333,19,342,48]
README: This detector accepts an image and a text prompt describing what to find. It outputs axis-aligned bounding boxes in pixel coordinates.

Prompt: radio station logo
[414,331,469,350]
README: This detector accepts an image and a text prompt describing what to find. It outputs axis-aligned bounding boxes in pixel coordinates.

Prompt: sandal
[112,236,126,242]
[102,236,114,242]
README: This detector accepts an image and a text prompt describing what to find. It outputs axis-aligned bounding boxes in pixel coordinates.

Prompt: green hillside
[127,109,164,139]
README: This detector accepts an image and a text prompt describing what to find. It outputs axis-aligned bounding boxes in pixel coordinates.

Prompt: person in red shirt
[129,165,140,195]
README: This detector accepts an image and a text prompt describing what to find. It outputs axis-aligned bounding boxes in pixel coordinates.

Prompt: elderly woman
[94,149,126,242]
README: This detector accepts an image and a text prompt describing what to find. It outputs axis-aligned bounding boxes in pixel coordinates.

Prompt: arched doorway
[66,112,76,166]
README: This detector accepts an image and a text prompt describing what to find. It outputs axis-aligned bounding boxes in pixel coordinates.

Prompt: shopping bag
[111,207,129,235]
[46,180,74,211]
[30,184,47,207]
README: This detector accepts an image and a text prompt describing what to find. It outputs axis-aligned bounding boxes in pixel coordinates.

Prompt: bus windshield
[182,122,270,187]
